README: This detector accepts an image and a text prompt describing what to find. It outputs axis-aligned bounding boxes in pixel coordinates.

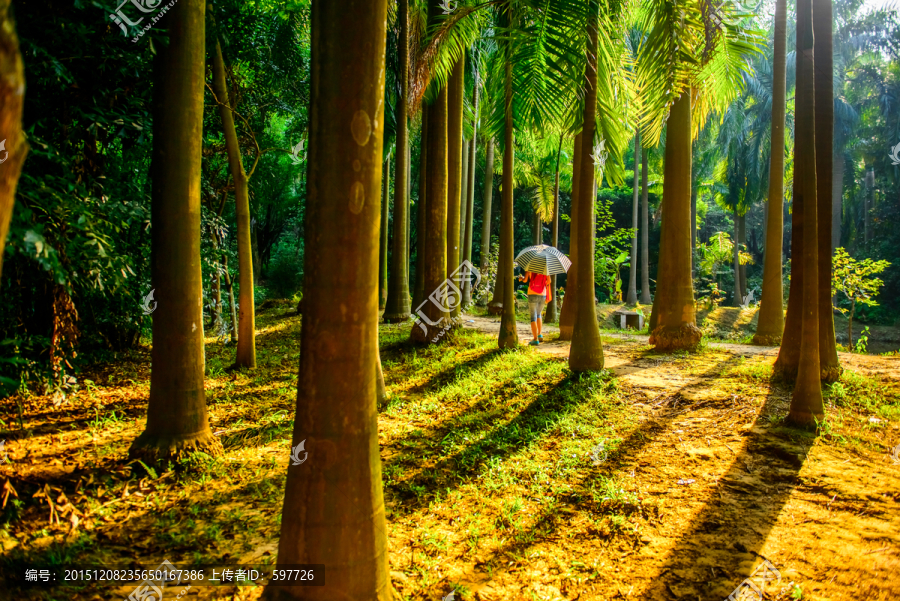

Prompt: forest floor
[1,303,899,600]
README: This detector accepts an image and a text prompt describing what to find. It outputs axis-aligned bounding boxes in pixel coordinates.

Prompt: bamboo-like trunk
[383,0,410,322]
[626,132,640,305]
[211,34,256,368]
[0,0,27,283]
[264,0,392,595]
[733,206,742,306]
[648,90,701,351]
[690,184,697,274]
[558,131,582,340]
[460,140,469,256]
[569,1,603,371]
[814,0,840,383]
[640,149,651,305]
[788,0,824,425]
[738,212,747,297]
[864,166,872,243]
[447,58,465,320]
[129,0,222,464]
[753,0,788,346]
[224,252,238,343]
[480,138,495,274]
[462,117,477,305]
[379,156,391,310]
[831,147,843,251]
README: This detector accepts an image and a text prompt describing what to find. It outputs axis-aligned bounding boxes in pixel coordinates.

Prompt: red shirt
[526,273,551,300]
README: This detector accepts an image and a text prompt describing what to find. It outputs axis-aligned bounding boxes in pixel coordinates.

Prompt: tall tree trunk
[754,0,787,345]
[640,149,651,304]
[733,206,742,306]
[546,134,563,322]
[379,155,391,310]
[738,213,747,297]
[864,165,872,243]
[447,58,465,321]
[413,107,428,308]
[129,0,222,464]
[264,0,391,596]
[533,210,541,245]
[831,147,843,250]
[787,0,824,425]
[690,184,698,275]
[626,131,640,305]
[460,139,469,256]
[0,0,27,283]
[648,90,701,351]
[384,0,410,322]
[569,1,604,371]
[498,8,518,349]
[211,34,256,368]
[814,0,840,382]
[411,61,449,343]
[462,109,477,306]
[558,131,583,340]
[224,252,238,343]
[480,138,495,274]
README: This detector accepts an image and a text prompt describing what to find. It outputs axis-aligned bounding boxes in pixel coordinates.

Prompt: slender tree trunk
[546,134,563,322]
[738,213,747,297]
[129,0,222,464]
[787,0,824,425]
[447,58,465,320]
[813,0,840,382]
[533,210,541,245]
[648,90,701,351]
[626,131,640,305]
[460,139,469,256]
[864,165,872,243]
[224,252,238,343]
[379,155,391,310]
[376,347,387,410]
[558,131,582,340]
[690,184,697,274]
[462,109,477,306]
[211,35,256,368]
[832,147,843,250]
[263,0,392,596]
[413,107,428,308]
[480,138,495,274]
[411,61,449,343]
[754,0,788,345]
[640,149,651,305]
[569,1,604,371]
[384,0,411,322]
[498,11,518,349]
[733,207,742,306]
[211,231,223,330]
[0,0,27,283]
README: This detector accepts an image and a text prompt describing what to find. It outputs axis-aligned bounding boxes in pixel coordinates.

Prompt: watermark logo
[442,591,456,601]
[589,440,607,466]
[290,439,308,465]
[725,557,781,601]
[0,440,8,464]
[0,139,7,164]
[891,443,900,465]
[142,289,157,315]
[125,559,177,601]
[109,0,179,43]
[890,142,900,166]
[439,0,457,14]
[413,260,481,342]
[290,140,305,166]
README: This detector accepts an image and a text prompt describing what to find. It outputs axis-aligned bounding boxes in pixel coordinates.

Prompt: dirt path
[460,313,900,600]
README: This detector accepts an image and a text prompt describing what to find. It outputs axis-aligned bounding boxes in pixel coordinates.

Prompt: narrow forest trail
[438,313,900,600]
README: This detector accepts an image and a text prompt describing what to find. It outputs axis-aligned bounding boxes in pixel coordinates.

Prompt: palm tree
[209,26,256,368]
[0,0,26,283]
[129,0,223,464]
[546,132,564,322]
[626,130,640,305]
[479,136,495,275]
[813,0,841,383]
[639,148,651,304]
[264,0,391,595]
[786,0,824,425]
[447,57,465,320]
[461,76,479,306]
[497,1,518,349]
[557,131,582,340]
[569,0,604,372]
[383,0,412,323]
[379,155,391,310]
[413,107,428,309]
[753,0,788,345]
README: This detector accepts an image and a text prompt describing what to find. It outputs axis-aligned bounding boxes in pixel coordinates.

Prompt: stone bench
[612,309,644,330]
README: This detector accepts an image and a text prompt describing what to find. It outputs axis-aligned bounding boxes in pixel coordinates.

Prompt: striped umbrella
[514,244,571,275]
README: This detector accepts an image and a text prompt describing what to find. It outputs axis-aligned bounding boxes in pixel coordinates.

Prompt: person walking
[519,270,552,345]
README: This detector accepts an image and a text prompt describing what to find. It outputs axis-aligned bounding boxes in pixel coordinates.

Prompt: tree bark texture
[626,131,640,305]
[447,58,465,320]
[640,149,651,304]
[558,131,582,340]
